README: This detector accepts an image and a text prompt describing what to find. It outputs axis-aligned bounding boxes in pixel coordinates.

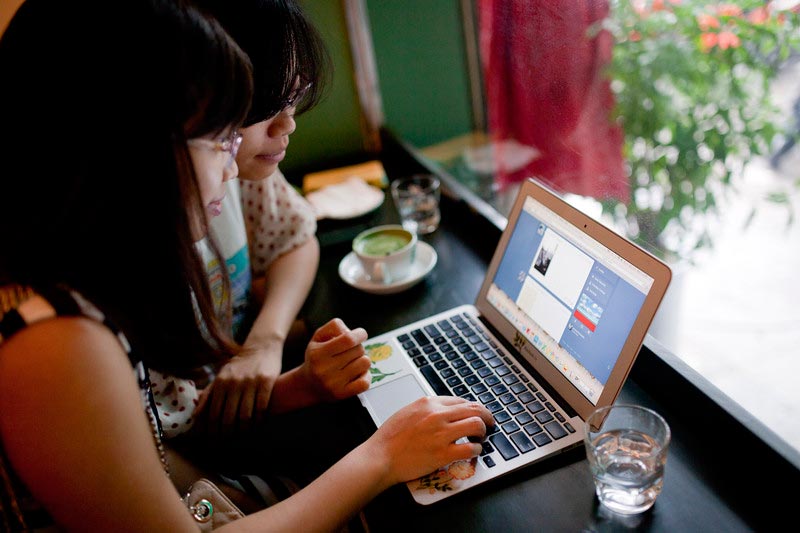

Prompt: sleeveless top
[0,284,168,531]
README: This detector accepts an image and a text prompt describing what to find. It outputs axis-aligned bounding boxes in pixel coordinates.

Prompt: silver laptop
[359,178,672,505]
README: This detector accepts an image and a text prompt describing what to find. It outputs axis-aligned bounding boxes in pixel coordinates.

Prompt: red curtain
[479,0,628,201]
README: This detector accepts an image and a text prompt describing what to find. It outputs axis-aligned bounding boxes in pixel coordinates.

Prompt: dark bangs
[195,0,330,127]
[178,11,254,138]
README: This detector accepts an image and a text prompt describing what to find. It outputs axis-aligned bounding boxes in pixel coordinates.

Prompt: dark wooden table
[299,141,797,532]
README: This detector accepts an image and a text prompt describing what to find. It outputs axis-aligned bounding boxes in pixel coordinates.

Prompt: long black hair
[193,0,331,126]
[0,0,253,374]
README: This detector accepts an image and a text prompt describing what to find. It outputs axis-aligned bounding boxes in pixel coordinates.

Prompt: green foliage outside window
[602,0,800,260]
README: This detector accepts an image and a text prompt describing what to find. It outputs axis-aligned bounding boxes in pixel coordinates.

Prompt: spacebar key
[489,433,520,460]
[420,365,452,396]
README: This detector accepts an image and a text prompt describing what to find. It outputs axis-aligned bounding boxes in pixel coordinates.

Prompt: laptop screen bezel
[474,178,672,422]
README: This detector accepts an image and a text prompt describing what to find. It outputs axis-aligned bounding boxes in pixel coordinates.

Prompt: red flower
[748,6,770,24]
[700,32,719,51]
[717,4,743,17]
[697,14,720,31]
[718,31,741,49]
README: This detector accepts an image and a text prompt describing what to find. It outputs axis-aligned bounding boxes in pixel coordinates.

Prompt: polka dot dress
[148,369,199,438]
[239,169,317,278]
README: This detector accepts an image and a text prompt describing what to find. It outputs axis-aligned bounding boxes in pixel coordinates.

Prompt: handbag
[183,477,246,531]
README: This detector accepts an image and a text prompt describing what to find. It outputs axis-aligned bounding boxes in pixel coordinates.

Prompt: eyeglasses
[187,130,243,169]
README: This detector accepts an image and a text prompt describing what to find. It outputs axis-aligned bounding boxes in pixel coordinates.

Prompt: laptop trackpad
[362,374,428,426]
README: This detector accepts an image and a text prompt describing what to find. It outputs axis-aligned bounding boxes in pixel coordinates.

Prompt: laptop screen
[485,195,655,405]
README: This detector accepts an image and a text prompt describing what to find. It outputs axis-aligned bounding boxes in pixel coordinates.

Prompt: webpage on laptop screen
[486,197,655,404]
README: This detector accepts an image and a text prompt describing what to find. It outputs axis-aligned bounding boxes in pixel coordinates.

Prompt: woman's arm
[197,236,319,432]
[0,318,198,532]
[0,318,493,532]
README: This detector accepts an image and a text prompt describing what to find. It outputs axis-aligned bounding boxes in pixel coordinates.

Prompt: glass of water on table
[390,174,441,235]
[585,404,671,515]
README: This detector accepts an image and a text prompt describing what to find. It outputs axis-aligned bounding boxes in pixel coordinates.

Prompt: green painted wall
[283,0,365,176]
[366,0,474,148]
[283,0,474,176]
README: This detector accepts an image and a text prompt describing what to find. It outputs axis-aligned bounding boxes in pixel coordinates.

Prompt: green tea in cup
[353,225,417,284]
[355,228,412,256]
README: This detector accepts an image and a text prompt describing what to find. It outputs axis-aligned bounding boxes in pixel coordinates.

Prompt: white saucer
[338,241,437,295]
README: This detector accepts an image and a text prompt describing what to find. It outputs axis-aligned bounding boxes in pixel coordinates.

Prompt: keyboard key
[564,422,575,433]
[510,432,536,453]
[453,385,468,396]
[472,383,488,395]
[554,412,565,423]
[489,433,519,460]
[420,365,450,396]
[465,375,480,386]
[424,324,441,337]
[441,368,455,379]
[544,421,568,440]
[496,365,511,377]
[437,320,452,330]
[464,351,479,362]
[466,334,481,345]
[477,367,493,378]
[516,412,533,426]
[523,422,543,436]
[461,393,476,402]
[499,393,515,405]
[535,411,554,424]
[397,333,410,343]
[457,367,473,378]
[446,376,462,388]
[440,343,454,353]
[486,401,503,413]
[408,347,421,357]
[481,441,495,455]
[452,359,466,369]
[411,329,430,346]
[470,359,486,370]
[527,401,544,414]
[445,351,460,361]
[485,375,500,387]
[445,329,459,339]
[429,352,442,363]
[488,358,504,369]
[423,345,436,354]
[545,402,555,412]
[481,350,496,361]
[433,336,447,345]
[503,374,519,386]
[511,383,527,394]
[527,383,538,392]
[536,392,547,402]
[402,341,415,350]
[533,432,553,447]
[457,344,473,353]
[494,411,511,424]
[478,392,494,404]
[518,391,535,404]
[434,360,448,370]
[474,341,490,352]
[412,356,427,368]
[507,402,524,416]
[483,456,496,468]
[501,421,520,434]
[491,384,508,395]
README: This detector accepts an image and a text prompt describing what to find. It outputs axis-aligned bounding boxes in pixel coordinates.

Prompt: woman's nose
[268,109,296,137]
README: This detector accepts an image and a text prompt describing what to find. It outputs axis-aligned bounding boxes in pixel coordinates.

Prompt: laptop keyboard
[395,311,576,468]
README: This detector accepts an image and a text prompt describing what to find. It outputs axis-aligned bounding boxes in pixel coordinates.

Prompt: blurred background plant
[602,0,800,261]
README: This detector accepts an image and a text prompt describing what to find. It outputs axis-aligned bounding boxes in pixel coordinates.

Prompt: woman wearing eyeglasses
[0,1,494,531]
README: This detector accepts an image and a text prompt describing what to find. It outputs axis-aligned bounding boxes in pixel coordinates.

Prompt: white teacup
[353,225,417,284]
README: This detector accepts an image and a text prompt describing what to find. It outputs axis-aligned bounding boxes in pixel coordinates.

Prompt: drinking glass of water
[584,404,671,515]
[390,174,441,235]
